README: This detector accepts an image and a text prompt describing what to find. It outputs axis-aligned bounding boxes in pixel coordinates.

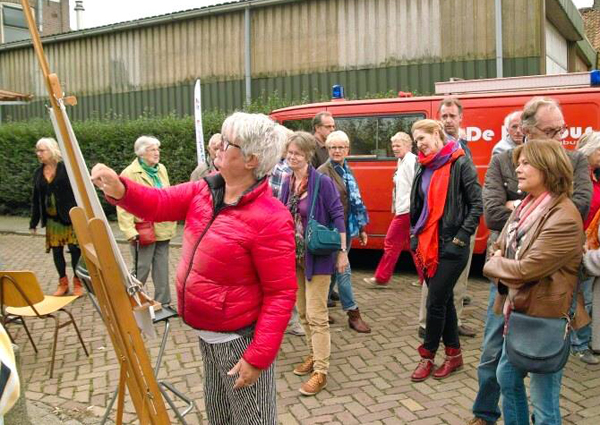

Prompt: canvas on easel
[20,1,170,423]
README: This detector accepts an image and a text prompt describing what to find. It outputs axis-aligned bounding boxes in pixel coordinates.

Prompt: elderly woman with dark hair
[279,131,346,396]
[30,137,82,297]
[117,136,177,306]
[91,112,296,425]
[484,140,589,425]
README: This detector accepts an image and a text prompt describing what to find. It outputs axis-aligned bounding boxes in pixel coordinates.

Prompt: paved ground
[1,216,600,424]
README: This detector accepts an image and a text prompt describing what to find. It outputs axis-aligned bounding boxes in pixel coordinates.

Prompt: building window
[1,5,30,44]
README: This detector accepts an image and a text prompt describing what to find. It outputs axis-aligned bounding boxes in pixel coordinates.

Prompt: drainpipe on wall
[36,0,43,32]
[495,0,503,78]
[245,6,252,105]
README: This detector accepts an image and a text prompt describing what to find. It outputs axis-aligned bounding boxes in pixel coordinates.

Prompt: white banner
[194,79,206,166]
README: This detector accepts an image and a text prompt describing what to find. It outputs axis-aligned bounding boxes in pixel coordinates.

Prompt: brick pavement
[1,232,600,424]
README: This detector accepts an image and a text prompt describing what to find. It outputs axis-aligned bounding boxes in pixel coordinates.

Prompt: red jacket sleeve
[242,206,297,369]
[109,177,203,223]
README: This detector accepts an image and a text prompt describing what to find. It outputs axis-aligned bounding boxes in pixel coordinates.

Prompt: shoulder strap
[309,173,321,220]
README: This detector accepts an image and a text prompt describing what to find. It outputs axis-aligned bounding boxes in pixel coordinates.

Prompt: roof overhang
[546,0,587,41]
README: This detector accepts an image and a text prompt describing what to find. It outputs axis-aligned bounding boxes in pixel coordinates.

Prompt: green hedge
[0,111,226,219]
[0,91,309,218]
[0,89,395,218]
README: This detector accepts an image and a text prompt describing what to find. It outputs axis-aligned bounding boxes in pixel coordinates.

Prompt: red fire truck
[270,72,600,254]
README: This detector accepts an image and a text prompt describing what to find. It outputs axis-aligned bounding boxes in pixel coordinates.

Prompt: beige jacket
[117,158,177,242]
[483,194,589,329]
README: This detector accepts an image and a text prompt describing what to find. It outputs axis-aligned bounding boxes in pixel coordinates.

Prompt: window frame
[282,112,425,162]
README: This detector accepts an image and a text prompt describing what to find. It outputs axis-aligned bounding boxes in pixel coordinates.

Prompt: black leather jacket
[410,155,483,244]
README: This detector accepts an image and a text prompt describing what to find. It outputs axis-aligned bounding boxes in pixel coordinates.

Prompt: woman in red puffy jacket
[91,112,296,425]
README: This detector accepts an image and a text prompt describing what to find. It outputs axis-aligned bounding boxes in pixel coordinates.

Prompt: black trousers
[423,244,470,352]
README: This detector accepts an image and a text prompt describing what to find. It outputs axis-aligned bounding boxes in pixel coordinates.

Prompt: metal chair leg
[159,383,189,425]
[100,387,119,425]
[19,317,38,354]
[154,320,170,375]
[62,309,89,357]
[49,314,59,379]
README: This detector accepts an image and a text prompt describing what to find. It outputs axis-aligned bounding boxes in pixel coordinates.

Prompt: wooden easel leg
[116,361,127,425]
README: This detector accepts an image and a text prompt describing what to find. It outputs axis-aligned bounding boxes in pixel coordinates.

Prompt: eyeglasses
[328,145,348,151]
[220,136,242,151]
[286,150,306,158]
[535,124,567,140]
[35,149,48,153]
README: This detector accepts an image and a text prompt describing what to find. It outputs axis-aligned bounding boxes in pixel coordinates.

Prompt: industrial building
[0,0,596,121]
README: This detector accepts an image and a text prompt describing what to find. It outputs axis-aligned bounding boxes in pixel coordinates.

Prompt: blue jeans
[472,283,504,423]
[570,276,593,352]
[497,341,564,425]
[329,246,358,311]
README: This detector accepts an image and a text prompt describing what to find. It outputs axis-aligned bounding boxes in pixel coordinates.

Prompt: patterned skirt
[45,216,78,253]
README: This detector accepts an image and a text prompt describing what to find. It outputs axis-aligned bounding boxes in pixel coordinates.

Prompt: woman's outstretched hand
[91,164,125,200]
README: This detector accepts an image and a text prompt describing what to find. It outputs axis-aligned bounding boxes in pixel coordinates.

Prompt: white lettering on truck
[465,126,593,142]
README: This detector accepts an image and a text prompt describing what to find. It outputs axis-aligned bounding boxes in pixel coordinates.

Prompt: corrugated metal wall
[0,0,545,121]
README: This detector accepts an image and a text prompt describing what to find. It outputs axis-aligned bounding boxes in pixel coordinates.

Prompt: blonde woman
[29,138,82,296]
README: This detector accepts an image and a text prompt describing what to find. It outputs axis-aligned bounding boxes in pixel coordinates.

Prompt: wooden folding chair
[0,271,89,378]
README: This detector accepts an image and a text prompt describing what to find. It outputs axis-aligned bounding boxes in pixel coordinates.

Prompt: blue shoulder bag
[305,174,342,256]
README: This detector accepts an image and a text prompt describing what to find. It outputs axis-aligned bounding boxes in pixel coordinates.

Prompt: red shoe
[53,276,70,296]
[433,346,463,379]
[411,345,436,382]
[72,276,84,297]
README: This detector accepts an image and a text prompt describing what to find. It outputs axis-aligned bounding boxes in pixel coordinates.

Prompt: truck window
[283,114,425,159]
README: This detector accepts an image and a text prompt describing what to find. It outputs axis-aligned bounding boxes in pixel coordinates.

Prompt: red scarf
[415,144,464,278]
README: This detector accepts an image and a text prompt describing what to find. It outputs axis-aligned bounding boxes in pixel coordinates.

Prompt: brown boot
[411,345,436,382]
[433,346,463,379]
[72,276,84,297]
[299,371,327,396]
[293,356,314,376]
[347,308,371,333]
[53,276,69,296]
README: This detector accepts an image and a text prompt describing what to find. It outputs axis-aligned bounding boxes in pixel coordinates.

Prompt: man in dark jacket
[467,96,592,425]
[311,111,336,168]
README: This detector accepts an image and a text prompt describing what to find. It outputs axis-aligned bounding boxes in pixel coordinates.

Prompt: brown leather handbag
[134,221,156,246]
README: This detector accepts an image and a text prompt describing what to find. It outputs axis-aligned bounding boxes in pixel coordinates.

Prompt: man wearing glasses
[467,96,592,425]
[312,111,336,168]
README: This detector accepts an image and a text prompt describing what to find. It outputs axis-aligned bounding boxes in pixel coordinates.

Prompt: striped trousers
[199,336,277,425]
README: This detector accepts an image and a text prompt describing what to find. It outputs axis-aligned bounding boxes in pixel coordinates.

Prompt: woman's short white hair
[577,131,600,158]
[36,137,62,161]
[134,136,161,157]
[221,112,285,180]
[326,130,350,146]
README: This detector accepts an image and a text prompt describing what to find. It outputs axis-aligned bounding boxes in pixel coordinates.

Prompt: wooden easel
[71,209,169,424]
[21,1,170,423]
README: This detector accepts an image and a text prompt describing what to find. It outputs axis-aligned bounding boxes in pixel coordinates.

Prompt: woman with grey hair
[91,112,296,424]
[30,137,82,297]
[571,131,600,364]
[117,136,177,306]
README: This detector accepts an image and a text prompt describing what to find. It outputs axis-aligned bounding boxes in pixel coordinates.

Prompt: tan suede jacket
[483,194,590,329]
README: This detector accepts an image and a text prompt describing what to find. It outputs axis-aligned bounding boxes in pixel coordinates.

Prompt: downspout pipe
[495,0,503,77]
[245,6,252,105]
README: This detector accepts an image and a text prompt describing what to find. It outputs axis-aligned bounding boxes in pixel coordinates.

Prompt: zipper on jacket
[180,198,234,325]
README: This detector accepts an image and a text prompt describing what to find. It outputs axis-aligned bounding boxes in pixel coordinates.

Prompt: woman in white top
[364,132,423,286]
